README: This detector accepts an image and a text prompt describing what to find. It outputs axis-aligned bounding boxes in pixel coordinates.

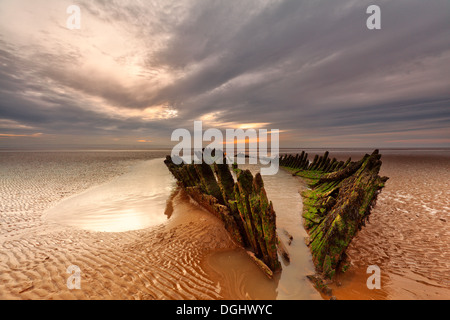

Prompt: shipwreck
[280,150,388,280]
[164,149,388,286]
[164,153,282,278]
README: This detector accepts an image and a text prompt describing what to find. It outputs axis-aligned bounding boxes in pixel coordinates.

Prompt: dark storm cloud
[142,0,450,141]
[0,0,449,147]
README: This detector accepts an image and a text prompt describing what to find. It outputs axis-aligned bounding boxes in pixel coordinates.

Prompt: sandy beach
[0,151,240,299]
[0,150,319,300]
[1,149,449,300]
[320,150,450,300]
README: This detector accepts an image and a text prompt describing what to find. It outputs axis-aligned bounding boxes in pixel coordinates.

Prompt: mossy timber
[164,154,282,278]
[280,150,388,280]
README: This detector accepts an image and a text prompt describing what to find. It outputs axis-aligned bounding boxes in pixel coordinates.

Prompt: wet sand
[203,164,321,300]
[310,149,450,300]
[0,151,238,299]
[43,159,176,232]
[1,151,318,300]
[1,150,449,300]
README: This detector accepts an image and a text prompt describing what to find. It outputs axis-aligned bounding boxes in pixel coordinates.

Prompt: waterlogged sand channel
[203,164,321,299]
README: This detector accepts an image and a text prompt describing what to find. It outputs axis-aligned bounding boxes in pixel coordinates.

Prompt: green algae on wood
[164,154,282,277]
[280,150,388,280]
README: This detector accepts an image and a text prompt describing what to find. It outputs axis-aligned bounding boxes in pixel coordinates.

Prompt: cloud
[0,133,43,138]
[0,0,449,147]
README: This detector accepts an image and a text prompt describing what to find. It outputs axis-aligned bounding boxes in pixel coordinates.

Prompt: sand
[0,151,237,299]
[203,163,321,300]
[0,151,323,300]
[1,149,449,300]
[324,150,450,300]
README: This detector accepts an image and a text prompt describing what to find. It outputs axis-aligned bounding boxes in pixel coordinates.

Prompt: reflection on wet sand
[44,159,175,232]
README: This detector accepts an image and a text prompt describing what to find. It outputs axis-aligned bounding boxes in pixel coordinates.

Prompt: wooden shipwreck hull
[164,149,387,286]
[164,155,281,278]
[280,150,388,279]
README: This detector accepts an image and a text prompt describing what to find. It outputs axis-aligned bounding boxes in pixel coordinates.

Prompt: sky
[0,0,449,149]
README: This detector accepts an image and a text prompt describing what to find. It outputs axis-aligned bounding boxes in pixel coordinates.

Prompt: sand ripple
[3,150,447,300]
[331,152,450,300]
[0,152,236,300]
